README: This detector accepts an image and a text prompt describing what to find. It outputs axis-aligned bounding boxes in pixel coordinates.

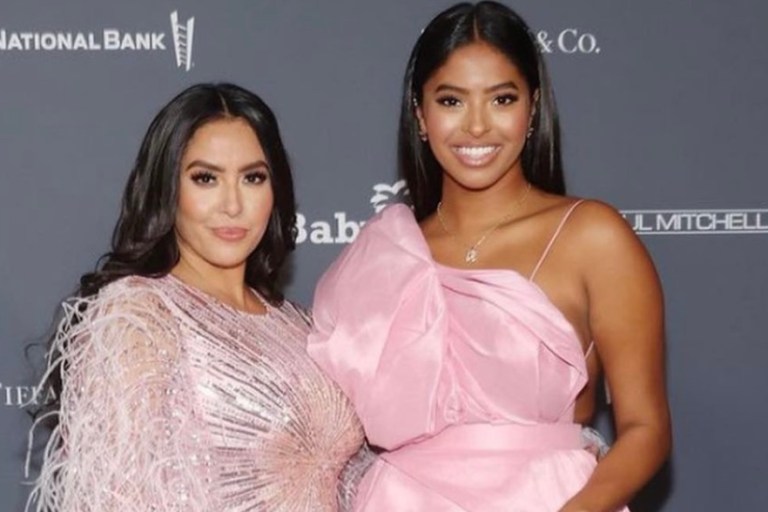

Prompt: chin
[208,259,251,270]
[447,172,509,192]
[199,251,252,270]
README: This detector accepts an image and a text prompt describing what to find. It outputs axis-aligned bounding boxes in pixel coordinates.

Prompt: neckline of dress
[392,204,586,350]
[431,246,596,364]
[431,256,567,319]
[163,273,274,319]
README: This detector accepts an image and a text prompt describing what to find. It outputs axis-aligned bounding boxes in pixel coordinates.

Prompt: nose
[222,182,243,217]
[463,103,490,138]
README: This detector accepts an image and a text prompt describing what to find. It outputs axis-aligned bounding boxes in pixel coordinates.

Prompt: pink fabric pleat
[308,204,629,512]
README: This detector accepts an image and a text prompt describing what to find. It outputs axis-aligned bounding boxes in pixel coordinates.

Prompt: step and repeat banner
[1,1,766,510]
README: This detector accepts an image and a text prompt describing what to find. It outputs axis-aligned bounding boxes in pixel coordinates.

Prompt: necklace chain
[436,182,532,264]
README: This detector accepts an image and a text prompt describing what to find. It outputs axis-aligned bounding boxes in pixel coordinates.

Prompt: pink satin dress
[308,203,629,511]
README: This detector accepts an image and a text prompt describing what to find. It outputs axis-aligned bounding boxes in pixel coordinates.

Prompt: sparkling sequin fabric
[27,274,364,511]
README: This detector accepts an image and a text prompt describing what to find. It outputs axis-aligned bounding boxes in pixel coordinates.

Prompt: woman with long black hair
[27,83,363,511]
[308,2,670,511]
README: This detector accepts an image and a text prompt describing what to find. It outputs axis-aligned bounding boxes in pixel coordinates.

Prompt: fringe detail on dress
[25,279,214,511]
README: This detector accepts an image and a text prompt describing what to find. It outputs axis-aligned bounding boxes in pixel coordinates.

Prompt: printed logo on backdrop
[296,180,410,244]
[623,209,768,235]
[371,180,410,213]
[298,181,768,244]
[536,29,601,55]
[169,11,195,71]
[0,11,195,72]
[0,382,56,408]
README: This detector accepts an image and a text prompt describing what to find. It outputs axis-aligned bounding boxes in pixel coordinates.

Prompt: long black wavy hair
[82,82,297,302]
[36,83,296,423]
[399,1,565,220]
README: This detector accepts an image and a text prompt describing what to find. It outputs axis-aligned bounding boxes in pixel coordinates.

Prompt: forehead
[183,117,264,157]
[426,42,530,92]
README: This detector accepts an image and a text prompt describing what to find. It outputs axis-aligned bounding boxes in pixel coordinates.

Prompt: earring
[419,131,428,142]
[526,124,534,139]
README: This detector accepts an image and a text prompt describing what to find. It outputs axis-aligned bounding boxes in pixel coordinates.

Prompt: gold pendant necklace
[436,182,532,264]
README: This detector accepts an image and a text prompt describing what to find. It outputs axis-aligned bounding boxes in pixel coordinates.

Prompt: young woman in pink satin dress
[26,83,363,511]
[308,2,671,511]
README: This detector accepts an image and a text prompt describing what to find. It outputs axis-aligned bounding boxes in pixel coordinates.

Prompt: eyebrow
[434,81,520,94]
[184,159,270,173]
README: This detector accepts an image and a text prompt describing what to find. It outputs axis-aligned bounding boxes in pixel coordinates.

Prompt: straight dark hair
[399,1,565,220]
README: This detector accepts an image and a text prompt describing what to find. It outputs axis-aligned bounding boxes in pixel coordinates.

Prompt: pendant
[465,248,478,263]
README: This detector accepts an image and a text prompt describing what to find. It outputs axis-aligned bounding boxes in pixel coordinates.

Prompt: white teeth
[454,146,497,157]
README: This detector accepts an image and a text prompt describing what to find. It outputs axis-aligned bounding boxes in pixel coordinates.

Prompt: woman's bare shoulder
[559,198,639,252]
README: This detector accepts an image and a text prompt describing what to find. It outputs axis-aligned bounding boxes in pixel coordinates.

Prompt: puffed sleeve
[26,278,216,511]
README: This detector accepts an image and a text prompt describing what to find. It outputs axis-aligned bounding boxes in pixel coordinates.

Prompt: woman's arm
[560,201,672,512]
[27,281,214,512]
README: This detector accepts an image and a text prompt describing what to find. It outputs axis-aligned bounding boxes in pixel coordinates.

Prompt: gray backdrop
[2,1,766,510]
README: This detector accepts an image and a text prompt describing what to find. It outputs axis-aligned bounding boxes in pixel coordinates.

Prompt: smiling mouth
[451,145,501,166]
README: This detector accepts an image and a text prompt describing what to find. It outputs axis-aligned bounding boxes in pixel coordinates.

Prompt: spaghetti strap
[529,199,586,281]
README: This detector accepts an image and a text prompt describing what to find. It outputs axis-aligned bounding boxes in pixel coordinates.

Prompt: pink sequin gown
[27,274,364,511]
[308,204,629,512]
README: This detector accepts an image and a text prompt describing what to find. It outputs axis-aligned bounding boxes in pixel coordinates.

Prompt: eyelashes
[493,93,519,106]
[434,94,520,107]
[243,171,269,184]
[190,170,216,185]
[189,170,269,186]
[436,95,462,107]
